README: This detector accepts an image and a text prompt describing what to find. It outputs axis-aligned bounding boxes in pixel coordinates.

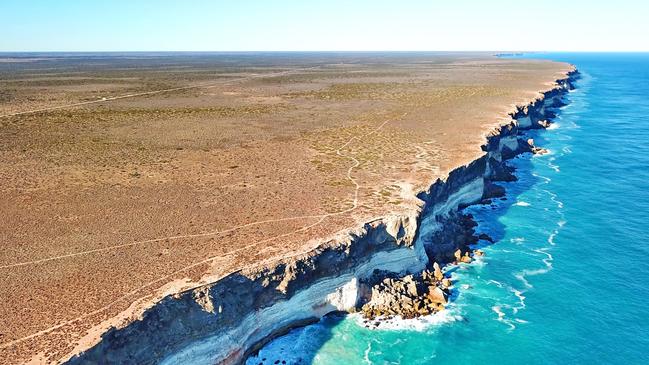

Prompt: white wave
[524,267,551,276]
[548,220,565,246]
[487,280,504,288]
[515,264,552,291]
[562,146,572,153]
[492,306,516,330]
[534,248,554,269]
[499,250,543,259]
[351,308,462,332]
[513,201,531,207]
[514,273,533,289]
[567,120,581,129]
[510,288,527,311]
[546,123,560,130]
[492,305,505,319]
[471,254,486,267]
[513,244,556,291]
[247,320,334,365]
[548,231,559,245]
[363,342,372,364]
[510,237,526,245]
[544,189,565,209]
[548,162,561,173]
[532,173,552,184]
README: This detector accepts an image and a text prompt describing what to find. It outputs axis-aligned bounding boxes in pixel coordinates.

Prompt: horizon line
[2,50,649,54]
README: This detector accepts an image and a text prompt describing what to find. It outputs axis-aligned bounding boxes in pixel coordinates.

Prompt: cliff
[66,69,579,365]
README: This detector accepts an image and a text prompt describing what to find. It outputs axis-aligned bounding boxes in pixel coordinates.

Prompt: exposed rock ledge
[67,69,579,365]
[359,264,451,322]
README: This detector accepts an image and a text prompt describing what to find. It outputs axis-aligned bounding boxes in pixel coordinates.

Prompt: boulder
[461,252,472,263]
[532,147,549,155]
[433,262,444,281]
[406,282,418,297]
[421,270,430,281]
[427,286,447,304]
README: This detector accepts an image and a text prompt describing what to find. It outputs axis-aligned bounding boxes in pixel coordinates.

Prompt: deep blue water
[248,53,649,365]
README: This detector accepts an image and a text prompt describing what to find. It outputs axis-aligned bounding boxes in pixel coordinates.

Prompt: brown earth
[0,53,572,364]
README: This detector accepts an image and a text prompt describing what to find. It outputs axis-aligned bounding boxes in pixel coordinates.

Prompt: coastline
[64,67,580,365]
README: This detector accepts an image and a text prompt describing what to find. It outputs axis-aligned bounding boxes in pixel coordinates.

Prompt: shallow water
[248,53,649,365]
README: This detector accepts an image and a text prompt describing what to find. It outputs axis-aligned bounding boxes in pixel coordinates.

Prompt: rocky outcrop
[66,69,579,365]
[359,269,450,321]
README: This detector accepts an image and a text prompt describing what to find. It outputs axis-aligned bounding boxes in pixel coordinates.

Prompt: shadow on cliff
[466,128,552,252]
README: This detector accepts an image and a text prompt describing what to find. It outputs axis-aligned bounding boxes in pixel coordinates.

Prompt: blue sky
[1,0,647,52]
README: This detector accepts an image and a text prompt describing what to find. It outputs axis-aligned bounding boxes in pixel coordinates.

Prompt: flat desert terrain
[0,53,571,363]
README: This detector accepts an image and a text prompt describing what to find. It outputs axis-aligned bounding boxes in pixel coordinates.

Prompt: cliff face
[67,70,579,365]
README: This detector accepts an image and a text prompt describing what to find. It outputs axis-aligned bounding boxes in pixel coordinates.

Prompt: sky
[1,0,647,52]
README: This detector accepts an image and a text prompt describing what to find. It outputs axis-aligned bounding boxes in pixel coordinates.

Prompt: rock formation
[359,269,450,321]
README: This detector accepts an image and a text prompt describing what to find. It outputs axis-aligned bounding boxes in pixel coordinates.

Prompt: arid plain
[0,53,571,363]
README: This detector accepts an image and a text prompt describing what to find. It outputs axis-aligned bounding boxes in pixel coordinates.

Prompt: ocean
[247,53,649,365]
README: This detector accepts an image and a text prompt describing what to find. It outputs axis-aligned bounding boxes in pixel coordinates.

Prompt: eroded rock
[359,269,450,320]
[460,252,472,263]
[432,262,444,281]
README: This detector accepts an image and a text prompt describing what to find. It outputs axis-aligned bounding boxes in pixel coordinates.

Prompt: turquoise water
[248,54,649,365]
